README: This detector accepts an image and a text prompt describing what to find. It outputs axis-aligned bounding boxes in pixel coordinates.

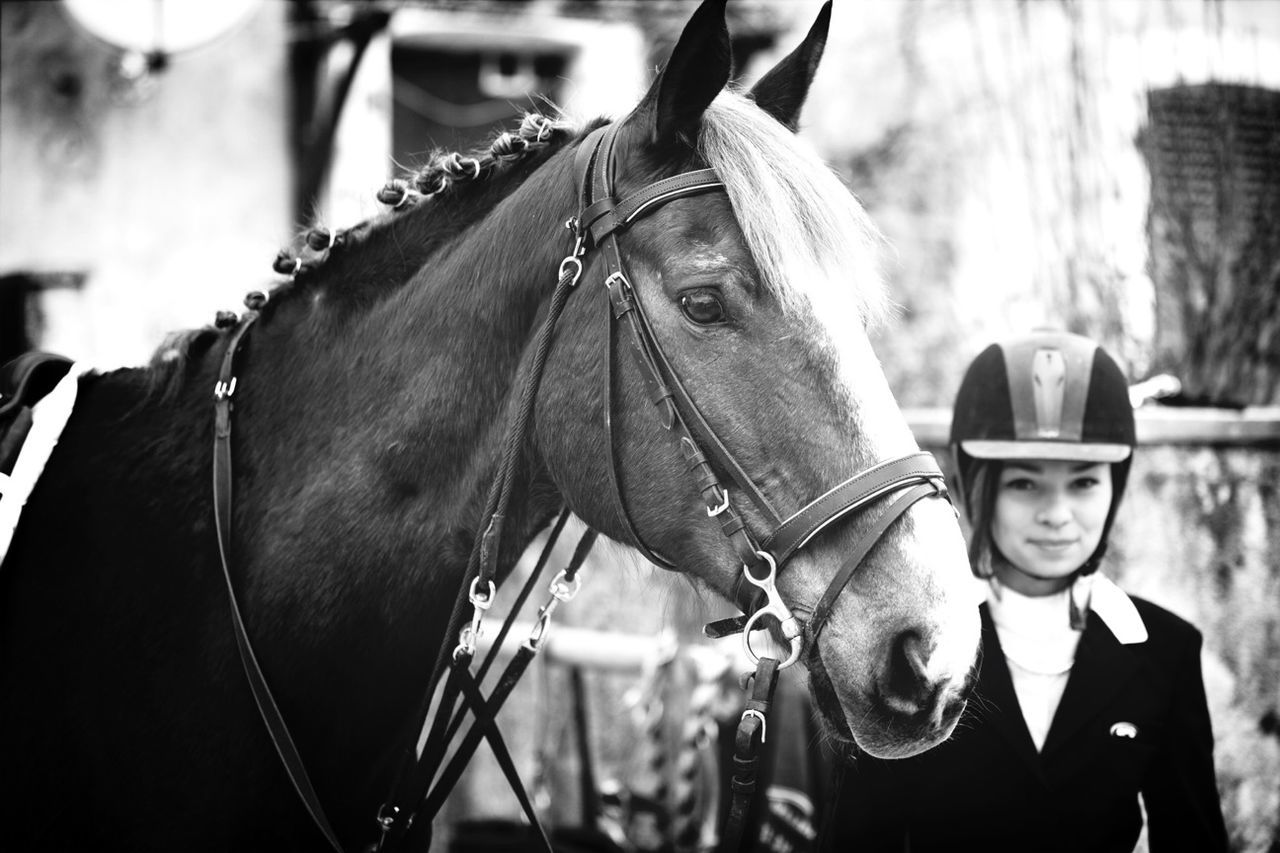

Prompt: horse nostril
[885,630,938,709]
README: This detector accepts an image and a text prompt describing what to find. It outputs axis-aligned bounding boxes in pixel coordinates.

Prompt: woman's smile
[990,459,1113,595]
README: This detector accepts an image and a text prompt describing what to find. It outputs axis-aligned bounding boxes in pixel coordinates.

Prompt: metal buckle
[213,377,237,401]
[740,708,768,743]
[706,486,730,517]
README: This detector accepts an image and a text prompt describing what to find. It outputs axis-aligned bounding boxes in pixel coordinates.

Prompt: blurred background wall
[1,1,1277,850]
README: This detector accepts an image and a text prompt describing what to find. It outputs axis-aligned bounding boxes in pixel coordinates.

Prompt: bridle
[209,119,955,853]
[573,121,951,667]
[571,122,953,850]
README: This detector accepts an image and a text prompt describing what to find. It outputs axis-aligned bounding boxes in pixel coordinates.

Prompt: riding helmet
[950,329,1136,575]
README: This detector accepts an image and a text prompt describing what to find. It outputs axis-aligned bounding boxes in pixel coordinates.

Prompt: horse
[0,0,980,849]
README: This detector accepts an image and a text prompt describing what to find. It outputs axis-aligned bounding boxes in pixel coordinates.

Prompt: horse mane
[698,91,889,328]
[145,112,583,398]
[145,93,886,399]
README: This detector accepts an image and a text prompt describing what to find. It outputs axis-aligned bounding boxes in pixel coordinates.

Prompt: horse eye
[678,290,727,325]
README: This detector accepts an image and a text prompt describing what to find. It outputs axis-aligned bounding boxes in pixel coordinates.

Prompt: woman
[818,330,1228,853]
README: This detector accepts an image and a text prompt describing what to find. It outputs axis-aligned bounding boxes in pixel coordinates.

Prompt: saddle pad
[0,364,87,565]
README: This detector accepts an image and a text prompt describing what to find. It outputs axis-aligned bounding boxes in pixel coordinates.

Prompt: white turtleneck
[986,584,1081,752]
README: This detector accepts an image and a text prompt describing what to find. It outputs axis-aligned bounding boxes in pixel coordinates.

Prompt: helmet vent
[1031,348,1066,437]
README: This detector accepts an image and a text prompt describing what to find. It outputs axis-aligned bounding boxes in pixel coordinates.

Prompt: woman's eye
[679,290,727,325]
[1071,477,1100,490]
[1002,478,1036,492]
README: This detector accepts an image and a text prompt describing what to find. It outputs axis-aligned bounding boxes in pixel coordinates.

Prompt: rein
[208,121,954,853]
[211,295,346,853]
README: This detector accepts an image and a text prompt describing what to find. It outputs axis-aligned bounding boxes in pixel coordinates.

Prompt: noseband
[572,122,951,668]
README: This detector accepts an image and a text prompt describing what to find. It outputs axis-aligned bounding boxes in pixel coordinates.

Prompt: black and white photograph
[1,1,1277,851]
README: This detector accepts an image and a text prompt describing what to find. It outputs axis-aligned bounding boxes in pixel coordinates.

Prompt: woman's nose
[1035,496,1072,526]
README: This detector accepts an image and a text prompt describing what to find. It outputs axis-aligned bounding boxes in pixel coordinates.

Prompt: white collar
[1087,574,1148,644]
[984,573,1148,646]
[986,585,1078,674]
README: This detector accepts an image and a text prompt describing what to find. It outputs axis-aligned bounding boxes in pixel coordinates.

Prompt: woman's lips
[1029,539,1078,550]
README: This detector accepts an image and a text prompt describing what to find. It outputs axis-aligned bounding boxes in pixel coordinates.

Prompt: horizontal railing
[902,406,1280,447]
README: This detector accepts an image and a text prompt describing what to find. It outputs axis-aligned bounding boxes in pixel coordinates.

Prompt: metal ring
[741,610,803,670]
[468,577,495,609]
[742,550,777,589]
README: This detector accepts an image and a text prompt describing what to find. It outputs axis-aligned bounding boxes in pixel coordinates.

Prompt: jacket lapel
[1040,609,1140,756]
[974,604,1046,782]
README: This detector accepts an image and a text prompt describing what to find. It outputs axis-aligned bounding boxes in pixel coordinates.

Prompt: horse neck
[233,144,582,620]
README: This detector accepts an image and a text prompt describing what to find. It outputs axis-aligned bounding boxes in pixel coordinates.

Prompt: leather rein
[208,122,953,852]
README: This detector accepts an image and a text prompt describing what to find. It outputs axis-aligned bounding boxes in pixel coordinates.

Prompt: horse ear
[748,0,832,131]
[639,0,732,146]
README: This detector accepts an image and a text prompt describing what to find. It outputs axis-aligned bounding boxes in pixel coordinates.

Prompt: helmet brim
[961,439,1132,463]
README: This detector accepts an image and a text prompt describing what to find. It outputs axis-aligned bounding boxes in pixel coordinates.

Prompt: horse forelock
[698,92,889,330]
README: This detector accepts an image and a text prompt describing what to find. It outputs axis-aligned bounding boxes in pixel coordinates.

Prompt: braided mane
[148,94,888,398]
[271,112,576,292]
[146,112,580,394]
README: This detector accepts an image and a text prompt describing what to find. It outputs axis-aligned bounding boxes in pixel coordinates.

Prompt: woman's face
[990,459,1113,596]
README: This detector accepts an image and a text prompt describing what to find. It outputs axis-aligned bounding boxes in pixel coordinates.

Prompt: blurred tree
[1140,83,1280,407]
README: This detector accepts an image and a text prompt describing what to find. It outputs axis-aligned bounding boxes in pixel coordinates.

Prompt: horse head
[537,0,980,759]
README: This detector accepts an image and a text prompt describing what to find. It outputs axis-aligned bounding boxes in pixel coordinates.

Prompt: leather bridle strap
[212,311,347,853]
[721,656,780,853]
[806,478,945,643]
[762,452,945,570]
[703,452,948,640]
[576,124,783,563]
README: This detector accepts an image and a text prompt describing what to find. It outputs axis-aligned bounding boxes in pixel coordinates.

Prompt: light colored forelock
[697,92,889,326]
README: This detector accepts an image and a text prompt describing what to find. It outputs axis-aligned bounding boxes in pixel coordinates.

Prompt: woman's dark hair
[959,457,1002,579]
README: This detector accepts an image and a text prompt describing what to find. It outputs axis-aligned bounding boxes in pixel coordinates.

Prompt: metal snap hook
[468,577,495,609]
[558,255,583,285]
